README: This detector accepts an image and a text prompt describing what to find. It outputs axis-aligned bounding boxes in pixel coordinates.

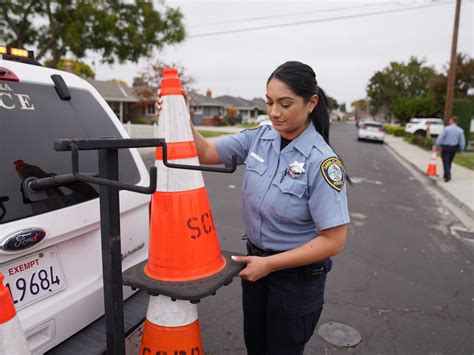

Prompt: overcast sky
[90,0,473,106]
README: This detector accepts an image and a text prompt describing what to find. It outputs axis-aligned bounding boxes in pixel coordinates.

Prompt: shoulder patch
[321,157,345,192]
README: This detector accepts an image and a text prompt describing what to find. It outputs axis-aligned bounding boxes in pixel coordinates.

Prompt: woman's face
[266,79,318,140]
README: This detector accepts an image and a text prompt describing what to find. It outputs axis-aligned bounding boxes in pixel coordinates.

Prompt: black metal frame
[28,137,237,354]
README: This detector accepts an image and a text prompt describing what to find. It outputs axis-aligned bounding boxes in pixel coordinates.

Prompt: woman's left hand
[232,255,273,282]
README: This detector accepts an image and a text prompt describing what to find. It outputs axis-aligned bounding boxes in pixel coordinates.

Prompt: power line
[188,2,451,38]
[188,3,398,28]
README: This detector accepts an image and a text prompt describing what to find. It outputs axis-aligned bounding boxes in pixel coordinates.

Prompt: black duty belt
[246,241,329,280]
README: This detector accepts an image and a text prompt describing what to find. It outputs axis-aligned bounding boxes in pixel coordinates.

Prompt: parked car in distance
[355,117,371,128]
[357,121,385,143]
[404,118,444,137]
[257,114,272,127]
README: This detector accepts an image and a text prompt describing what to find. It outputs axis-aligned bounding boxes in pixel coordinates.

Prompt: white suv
[404,118,444,137]
[0,46,149,353]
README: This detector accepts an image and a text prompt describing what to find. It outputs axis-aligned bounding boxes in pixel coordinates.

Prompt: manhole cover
[318,321,362,347]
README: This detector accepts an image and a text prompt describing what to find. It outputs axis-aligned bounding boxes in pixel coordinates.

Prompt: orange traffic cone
[146,68,226,282]
[139,295,203,355]
[124,68,242,354]
[0,273,31,354]
[426,149,437,176]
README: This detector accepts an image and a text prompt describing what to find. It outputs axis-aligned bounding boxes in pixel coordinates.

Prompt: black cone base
[122,250,245,303]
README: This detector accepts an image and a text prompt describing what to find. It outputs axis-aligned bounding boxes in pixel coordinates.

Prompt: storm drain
[318,321,362,348]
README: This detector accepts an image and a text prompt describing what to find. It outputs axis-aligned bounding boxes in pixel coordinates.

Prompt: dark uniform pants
[242,243,331,355]
[441,145,458,181]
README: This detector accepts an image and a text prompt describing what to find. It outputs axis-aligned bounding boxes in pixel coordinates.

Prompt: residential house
[213,95,266,123]
[188,90,226,125]
[86,79,144,123]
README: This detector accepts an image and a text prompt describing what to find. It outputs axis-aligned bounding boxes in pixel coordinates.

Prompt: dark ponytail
[268,61,351,183]
[310,87,330,145]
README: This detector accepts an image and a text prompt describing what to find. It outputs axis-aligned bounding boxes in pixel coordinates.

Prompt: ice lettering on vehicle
[0,83,35,110]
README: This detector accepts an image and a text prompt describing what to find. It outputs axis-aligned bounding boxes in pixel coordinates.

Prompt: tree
[132,60,196,104]
[392,96,438,124]
[0,1,185,68]
[366,57,436,118]
[429,53,474,115]
[351,99,368,120]
[339,102,346,113]
[326,95,339,111]
[44,58,94,78]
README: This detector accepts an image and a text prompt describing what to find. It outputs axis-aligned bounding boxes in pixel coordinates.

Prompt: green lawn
[238,122,259,129]
[196,130,232,138]
[454,152,474,170]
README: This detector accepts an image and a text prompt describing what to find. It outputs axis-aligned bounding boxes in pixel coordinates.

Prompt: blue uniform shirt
[215,123,350,251]
[435,124,466,151]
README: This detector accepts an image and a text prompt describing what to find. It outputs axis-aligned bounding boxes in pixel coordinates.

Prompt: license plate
[0,248,66,310]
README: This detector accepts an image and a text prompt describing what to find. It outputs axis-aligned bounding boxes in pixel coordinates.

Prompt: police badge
[288,161,305,179]
[321,157,344,191]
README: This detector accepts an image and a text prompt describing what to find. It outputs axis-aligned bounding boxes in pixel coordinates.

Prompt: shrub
[383,125,405,136]
[404,134,434,150]
[135,118,150,125]
[219,119,231,126]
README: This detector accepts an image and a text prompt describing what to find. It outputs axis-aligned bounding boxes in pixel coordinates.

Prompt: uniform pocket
[277,178,306,198]
[242,157,268,194]
[269,178,308,222]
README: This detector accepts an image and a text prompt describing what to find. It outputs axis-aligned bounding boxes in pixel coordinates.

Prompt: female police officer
[156,61,349,355]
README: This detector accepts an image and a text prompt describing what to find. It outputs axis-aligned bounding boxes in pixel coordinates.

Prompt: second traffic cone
[0,273,31,355]
[426,149,437,176]
[145,68,226,282]
[139,295,202,355]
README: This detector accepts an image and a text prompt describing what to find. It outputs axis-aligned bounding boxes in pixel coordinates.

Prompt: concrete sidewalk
[384,134,474,222]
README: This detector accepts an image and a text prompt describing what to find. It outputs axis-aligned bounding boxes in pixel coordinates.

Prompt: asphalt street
[140,122,473,354]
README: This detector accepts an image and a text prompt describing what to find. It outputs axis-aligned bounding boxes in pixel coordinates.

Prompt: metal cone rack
[27,137,238,355]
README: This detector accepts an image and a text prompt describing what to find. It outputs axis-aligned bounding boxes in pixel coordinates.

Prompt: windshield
[0,81,140,224]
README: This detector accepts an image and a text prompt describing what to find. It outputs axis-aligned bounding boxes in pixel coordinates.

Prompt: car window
[0,82,140,224]
[363,123,382,128]
[408,119,418,123]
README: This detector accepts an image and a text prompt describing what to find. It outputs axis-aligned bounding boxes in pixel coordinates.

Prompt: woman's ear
[309,95,319,113]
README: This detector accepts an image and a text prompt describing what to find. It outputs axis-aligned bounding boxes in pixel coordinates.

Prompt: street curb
[384,141,474,221]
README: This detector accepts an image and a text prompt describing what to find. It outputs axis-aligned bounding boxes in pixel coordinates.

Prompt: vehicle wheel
[414,130,426,137]
[357,137,362,141]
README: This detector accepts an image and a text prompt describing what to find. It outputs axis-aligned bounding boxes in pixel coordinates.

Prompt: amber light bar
[0,45,34,59]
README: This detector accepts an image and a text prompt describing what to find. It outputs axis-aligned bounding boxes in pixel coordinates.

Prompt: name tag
[250,152,264,163]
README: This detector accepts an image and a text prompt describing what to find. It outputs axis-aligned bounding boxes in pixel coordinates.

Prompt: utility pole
[443,0,462,124]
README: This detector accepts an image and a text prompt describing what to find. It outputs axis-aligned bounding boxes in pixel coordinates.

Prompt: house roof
[188,91,222,107]
[86,78,138,103]
[213,95,264,110]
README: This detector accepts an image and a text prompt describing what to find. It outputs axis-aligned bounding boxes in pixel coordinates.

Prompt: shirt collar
[292,123,321,158]
[259,123,322,158]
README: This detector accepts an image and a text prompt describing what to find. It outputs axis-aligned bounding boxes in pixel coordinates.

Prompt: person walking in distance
[156,61,350,355]
[435,116,466,182]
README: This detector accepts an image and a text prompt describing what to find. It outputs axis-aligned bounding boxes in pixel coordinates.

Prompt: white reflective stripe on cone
[0,316,31,355]
[159,96,194,143]
[155,157,204,192]
[146,295,198,327]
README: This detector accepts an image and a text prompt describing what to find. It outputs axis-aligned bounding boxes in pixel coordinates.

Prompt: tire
[414,130,426,137]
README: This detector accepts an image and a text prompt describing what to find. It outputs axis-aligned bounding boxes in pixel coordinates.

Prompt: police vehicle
[0,46,149,353]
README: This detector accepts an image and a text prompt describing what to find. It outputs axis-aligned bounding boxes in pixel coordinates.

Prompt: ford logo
[1,228,46,252]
